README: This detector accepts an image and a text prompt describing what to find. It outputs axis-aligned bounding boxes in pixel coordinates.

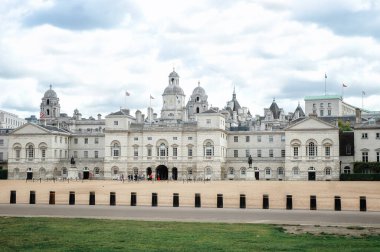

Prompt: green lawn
[0,217,378,251]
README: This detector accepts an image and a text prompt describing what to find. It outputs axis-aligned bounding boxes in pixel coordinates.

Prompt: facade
[304,95,357,117]
[2,70,378,181]
[0,110,26,129]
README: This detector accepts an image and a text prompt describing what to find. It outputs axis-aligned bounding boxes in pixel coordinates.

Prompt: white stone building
[0,110,26,129]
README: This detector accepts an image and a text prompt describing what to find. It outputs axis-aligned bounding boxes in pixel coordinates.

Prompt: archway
[172,167,178,180]
[156,165,168,180]
[308,167,316,181]
[83,167,89,180]
[146,167,153,180]
[26,168,33,180]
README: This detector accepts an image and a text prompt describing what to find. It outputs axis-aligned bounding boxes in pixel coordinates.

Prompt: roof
[304,95,342,101]
[269,100,281,119]
[168,70,179,78]
[39,125,70,133]
[163,85,185,96]
[202,109,218,114]
[43,85,57,98]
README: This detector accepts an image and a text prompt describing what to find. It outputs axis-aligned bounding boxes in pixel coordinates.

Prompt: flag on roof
[342,83,347,87]
[125,91,130,96]
[150,95,154,99]
[40,111,45,119]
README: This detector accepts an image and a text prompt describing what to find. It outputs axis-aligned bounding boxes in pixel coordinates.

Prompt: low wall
[1,180,379,211]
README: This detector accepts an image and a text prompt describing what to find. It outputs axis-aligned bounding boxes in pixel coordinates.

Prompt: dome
[192,86,206,96]
[163,85,185,96]
[168,70,179,78]
[44,85,57,98]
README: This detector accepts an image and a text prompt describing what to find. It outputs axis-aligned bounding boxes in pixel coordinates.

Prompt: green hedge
[353,162,380,173]
[340,173,380,181]
[0,170,8,180]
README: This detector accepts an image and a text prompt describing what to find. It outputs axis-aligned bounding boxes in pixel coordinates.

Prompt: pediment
[286,117,337,131]
[11,124,50,135]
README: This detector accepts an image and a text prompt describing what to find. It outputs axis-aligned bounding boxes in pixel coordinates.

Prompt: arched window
[196,107,200,113]
[204,141,214,157]
[111,141,120,157]
[47,109,50,116]
[111,166,119,175]
[278,167,284,175]
[13,143,21,161]
[228,167,234,175]
[26,144,34,159]
[159,143,168,157]
[94,167,100,175]
[344,166,351,174]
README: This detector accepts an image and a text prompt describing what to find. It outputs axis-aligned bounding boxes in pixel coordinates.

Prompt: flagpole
[324,73,327,96]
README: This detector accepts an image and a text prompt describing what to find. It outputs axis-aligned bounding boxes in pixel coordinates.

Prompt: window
[281,149,285,158]
[269,136,273,142]
[293,167,299,175]
[147,147,152,157]
[173,137,177,140]
[245,149,250,158]
[376,133,380,139]
[74,138,78,144]
[293,147,299,157]
[148,137,152,140]
[173,147,177,157]
[41,149,46,160]
[84,151,88,158]
[246,136,250,142]
[278,167,284,175]
[0,139,3,146]
[229,167,234,175]
[134,137,138,141]
[74,151,78,158]
[234,136,238,142]
[257,136,261,142]
[95,138,99,144]
[307,142,317,157]
[265,168,271,175]
[188,137,192,140]
[257,149,262,158]
[234,150,238,158]
[324,145,331,157]
[346,145,352,155]
[328,110,331,116]
[344,166,351,174]
[320,110,324,116]
[325,167,331,175]
[94,151,98,158]
[134,147,138,157]
[281,135,285,142]
[0,152,3,161]
[362,152,368,162]
[269,149,273,158]
[159,143,168,157]
[188,148,193,157]
[55,136,57,143]
[27,145,34,159]
[241,168,246,175]
[54,150,57,158]
[362,133,368,139]
[204,142,214,157]
[206,119,211,124]
[377,152,380,162]
[328,103,331,108]
[94,167,100,175]
[114,121,118,126]
[84,138,88,144]
[112,142,120,157]
[320,103,323,108]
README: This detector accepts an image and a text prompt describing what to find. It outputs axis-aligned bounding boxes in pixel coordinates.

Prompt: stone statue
[248,155,252,168]
[70,156,75,165]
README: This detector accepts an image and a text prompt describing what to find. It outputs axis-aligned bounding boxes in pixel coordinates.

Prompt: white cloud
[0,0,380,120]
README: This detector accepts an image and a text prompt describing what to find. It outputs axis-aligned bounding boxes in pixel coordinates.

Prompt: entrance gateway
[156,165,168,180]
[308,167,316,181]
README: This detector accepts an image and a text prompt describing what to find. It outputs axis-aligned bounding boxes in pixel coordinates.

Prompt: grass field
[0,217,379,251]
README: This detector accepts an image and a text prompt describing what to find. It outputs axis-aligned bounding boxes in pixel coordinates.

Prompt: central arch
[156,165,168,180]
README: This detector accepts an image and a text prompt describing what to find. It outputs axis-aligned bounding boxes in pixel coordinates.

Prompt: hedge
[353,162,380,173]
[0,170,8,180]
[340,173,380,181]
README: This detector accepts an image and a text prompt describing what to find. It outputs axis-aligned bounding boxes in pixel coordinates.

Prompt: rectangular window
[84,151,88,158]
[257,136,261,142]
[95,138,99,144]
[188,148,193,157]
[0,152,3,161]
[245,149,250,158]
[41,149,46,160]
[173,137,177,140]
[16,149,20,160]
[362,133,368,139]
[325,146,331,157]
[95,151,98,158]
[269,149,273,158]
[188,137,192,140]
[54,150,57,158]
[328,110,331,116]
[362,152,368,162]
[147,148,152,157]
[269,136,273,142]
[114,121,118,126]
[281,135,285,142]
[234,150,238,158]
[59,150,62,158]
[134,137,138,141]
[173,147,177,157]
[257,149,262,158]
[234,136,238,142]
[148,137,152,140]
[0,139,3,146]
[320,110,324,116]
[134,148,138,157]
[376,133,380,139]
[113,149,119,157]
[293,147,298,157]
[246,136,250,142]
[74,138,78,144]
[74,151,78,158]
[377,152,380,162]
[281,149,285,157]
[84,138,88,144]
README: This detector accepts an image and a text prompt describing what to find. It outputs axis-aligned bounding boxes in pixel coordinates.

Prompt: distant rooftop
[304,95,342,101]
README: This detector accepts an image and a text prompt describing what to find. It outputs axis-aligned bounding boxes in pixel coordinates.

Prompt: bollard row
[7,190,369,211]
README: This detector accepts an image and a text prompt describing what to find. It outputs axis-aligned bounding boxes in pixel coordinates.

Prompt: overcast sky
[1,0,380,119]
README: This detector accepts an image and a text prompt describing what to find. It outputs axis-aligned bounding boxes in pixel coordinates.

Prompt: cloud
[23,0,140,30]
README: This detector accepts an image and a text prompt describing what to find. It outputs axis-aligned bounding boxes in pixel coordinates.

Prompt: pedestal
[68,166,79,179]
[246,168,256,181]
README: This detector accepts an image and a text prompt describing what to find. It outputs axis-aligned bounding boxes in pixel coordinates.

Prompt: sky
[1,0,380,119]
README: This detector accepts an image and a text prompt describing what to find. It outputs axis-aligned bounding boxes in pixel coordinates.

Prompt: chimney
[355,108,362,124]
